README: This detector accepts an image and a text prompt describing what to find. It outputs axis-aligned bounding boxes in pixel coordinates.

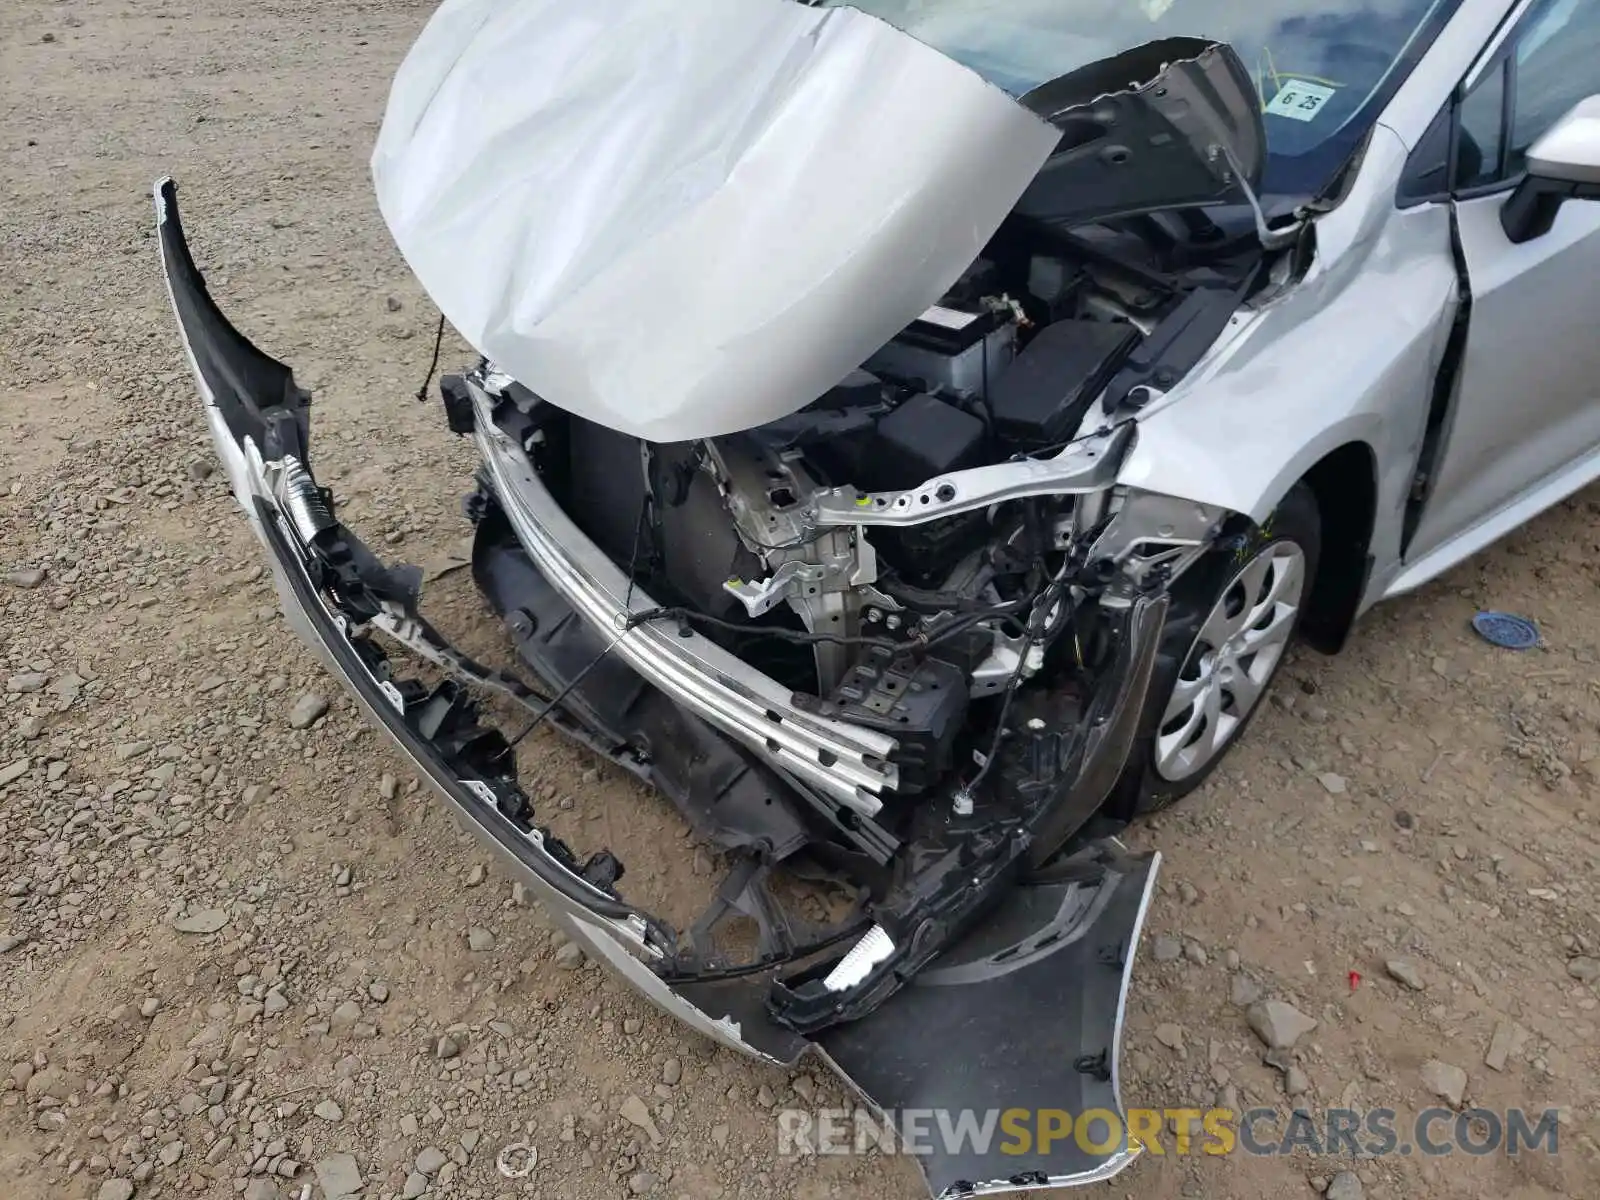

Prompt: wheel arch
[1118,410,1386,655]
[1293,440,1378,654]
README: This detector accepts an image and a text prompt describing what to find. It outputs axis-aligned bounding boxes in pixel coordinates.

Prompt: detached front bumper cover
[158,177,1163,1198]
[154,177,733,1030]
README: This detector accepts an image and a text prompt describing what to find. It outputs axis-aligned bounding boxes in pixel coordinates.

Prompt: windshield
[821,0,1460,197]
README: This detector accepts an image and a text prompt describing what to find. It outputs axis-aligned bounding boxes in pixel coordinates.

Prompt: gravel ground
[2,4,1599,1200]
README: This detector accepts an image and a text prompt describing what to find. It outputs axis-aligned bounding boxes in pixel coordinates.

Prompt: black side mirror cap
[1500,174,1600,243]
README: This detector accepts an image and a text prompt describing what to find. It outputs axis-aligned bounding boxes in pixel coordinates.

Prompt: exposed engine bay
[485,210,1259,764]
[452,207,1265,1032]
[161,13,1302,1192]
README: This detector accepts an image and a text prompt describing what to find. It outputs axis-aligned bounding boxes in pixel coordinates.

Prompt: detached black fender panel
[819,847,1158,1196]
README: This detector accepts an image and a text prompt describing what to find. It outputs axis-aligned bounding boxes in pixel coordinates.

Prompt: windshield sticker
[1265,79,1336,122]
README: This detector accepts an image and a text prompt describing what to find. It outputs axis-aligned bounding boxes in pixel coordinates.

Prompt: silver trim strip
[809,423,1133,527]
[1463,0,1537,92]
[1110,850,1161,1137]
[469,382,898,814]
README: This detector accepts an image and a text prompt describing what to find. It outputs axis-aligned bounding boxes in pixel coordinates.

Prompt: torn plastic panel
[818,844,1158,1197]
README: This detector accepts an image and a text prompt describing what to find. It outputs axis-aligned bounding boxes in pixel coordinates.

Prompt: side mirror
[1501,95,1600,243]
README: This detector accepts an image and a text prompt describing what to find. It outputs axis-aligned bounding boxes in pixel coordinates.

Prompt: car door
[1404,0,1600,564]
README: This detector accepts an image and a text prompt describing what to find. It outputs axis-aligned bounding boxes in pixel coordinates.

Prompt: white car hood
[371,0,1060,441]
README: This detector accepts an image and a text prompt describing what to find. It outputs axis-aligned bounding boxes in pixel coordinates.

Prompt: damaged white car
[157,0,1600,1193]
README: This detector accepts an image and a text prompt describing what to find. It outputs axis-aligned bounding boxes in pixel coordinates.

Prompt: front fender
[1118,407,1385,526]
[1114,130,1458,580]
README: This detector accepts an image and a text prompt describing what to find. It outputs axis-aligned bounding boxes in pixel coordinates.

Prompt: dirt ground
[2,3,1598,1200]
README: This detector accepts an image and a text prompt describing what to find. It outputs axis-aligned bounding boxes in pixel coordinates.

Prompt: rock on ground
[1246,1000,1318,1050]
[619,1094,662,1146]
[172,908,229,934]
[415,1145,446,1175]
[3,566,47,588]
[313,1153,363,1198]
[1384,958,1427,990]
[1484,1020,1526,1072]
[287,692,329,729]
[1420,1059,1468,1107]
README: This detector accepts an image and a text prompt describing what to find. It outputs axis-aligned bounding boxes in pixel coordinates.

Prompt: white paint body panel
[1405,191,1600,563]
[371,0,1058,441]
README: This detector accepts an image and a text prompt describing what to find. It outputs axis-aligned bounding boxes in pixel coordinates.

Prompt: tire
[1118,482,1322,816]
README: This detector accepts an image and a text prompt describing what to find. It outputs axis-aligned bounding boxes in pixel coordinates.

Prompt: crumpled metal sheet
[372,0,1059,441]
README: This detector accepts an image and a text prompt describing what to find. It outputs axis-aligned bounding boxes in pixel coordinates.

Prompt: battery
[864,302,1017,399]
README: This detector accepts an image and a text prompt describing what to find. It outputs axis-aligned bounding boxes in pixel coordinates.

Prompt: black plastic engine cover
[859,393,987,492]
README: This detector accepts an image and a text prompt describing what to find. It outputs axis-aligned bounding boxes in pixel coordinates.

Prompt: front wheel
[1121,483,1321,815]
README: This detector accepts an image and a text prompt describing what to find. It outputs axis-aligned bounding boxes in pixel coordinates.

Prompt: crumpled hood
[372,0,1058,441]
[372,0,1262,442]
